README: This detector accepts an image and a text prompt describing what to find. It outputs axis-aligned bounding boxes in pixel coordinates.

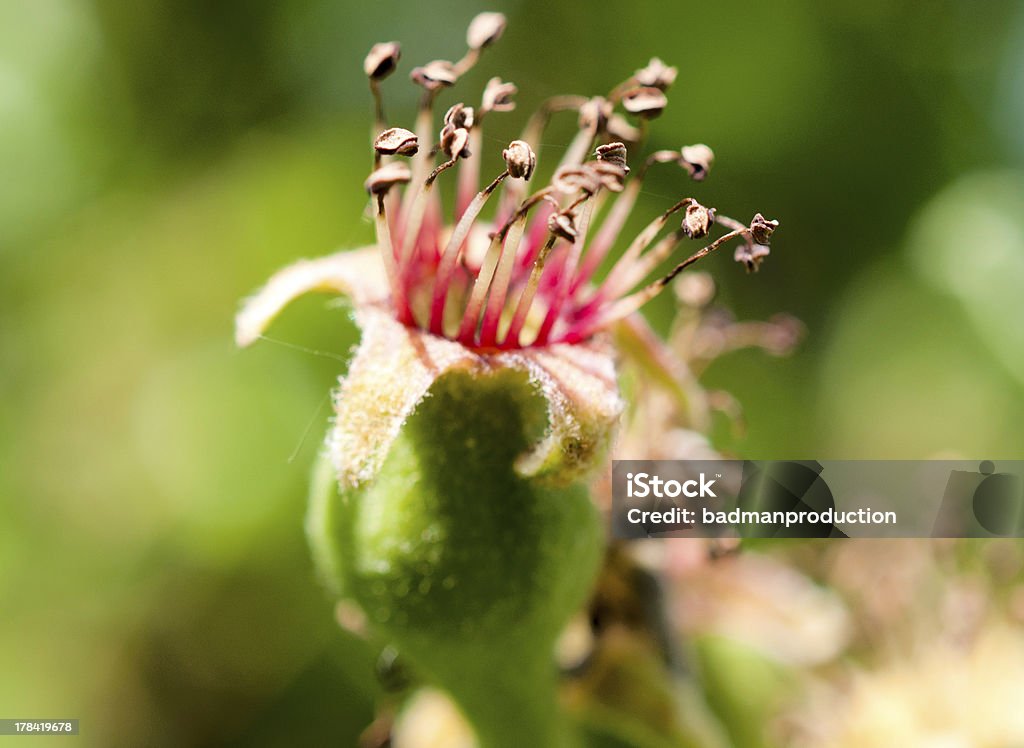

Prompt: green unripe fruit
[309,368,604,747]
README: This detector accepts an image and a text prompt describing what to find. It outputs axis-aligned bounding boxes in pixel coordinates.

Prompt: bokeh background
[3,0,1024,745]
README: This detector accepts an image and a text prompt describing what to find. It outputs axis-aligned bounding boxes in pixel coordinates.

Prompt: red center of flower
[362,22,776,351]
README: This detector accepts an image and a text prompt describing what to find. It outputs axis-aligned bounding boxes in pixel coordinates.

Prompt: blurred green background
[2,0,1024,745]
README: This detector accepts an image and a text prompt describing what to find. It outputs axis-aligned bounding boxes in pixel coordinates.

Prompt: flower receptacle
[308,368,604,747]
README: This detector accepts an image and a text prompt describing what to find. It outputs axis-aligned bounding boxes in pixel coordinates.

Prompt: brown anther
[481,77,517,113]
[443,103,475,130]
[635,58,678,90]
[734,243,771,272]
[467,12,507,50]
[440,124,471,159]
[591,161,627,192]
[682,200,716,239]
[552,165,602,195]
[410,60,457,90]
[364,42,401,80]
[679,144,714,181]
[749,213,780,245]
[502,140,537,181]
[621,86,668,118]
[595,142,629,172]
[364,161,412,194]
[578,97,613,132]
[548,212,578,241]
[373,127,419,156]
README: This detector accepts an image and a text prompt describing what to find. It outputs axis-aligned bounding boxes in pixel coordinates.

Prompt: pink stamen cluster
[362,13,777,351]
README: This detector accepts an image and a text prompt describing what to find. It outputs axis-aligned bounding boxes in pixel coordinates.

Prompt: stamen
[534,198,596,345]
[457,228,507,344]
[502,233,559,348]
[364,161,413,320]
[574,148,695,290]
[492,186,556,241]
[519,95,589,149]
[404,61,458,215]
[351,23,773,349]
[397,127,468,297]
[457,127,483,218]
[607,57,678,104]
[457,79,518,217]
[373,127,418,167]
[620,87,668,119]
[364,42,401,133]
[479,211,530,347]
[454,12,506,76]
[429,168,510,335]
[587,198,693,305]
[565,228,751,341]
[500,94,587,213]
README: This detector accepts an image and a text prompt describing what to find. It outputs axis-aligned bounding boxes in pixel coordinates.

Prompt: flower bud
[502,140,536,181]
[466,12,507,50]
[679,144,714,181]
[364,42,401,80]
[373,127,419,156]
[682,200,716,239]
[364,161,412,194]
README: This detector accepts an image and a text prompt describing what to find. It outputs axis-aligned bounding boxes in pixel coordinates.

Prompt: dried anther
[364,162,412,194]
[411,60,457,90]
[734,243,771,272]
[548,212,578,241]
[364,42,401,80]
[552,165,602,196]
[373,127,419,156]
[591,161,628,192]
[444,103,475,130]
[595,142,629,172]
[467,12,507,50]
[481,77,517,113]
[749,213,780,245]
[679,144,714,181]
[502,140,536,180]
[440,125,471,159]
[635,58,678,90]
[682,201,716,239]
[621,87,668,118]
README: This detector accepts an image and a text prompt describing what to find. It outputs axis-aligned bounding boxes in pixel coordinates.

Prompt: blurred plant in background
[3,0,1024,746]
